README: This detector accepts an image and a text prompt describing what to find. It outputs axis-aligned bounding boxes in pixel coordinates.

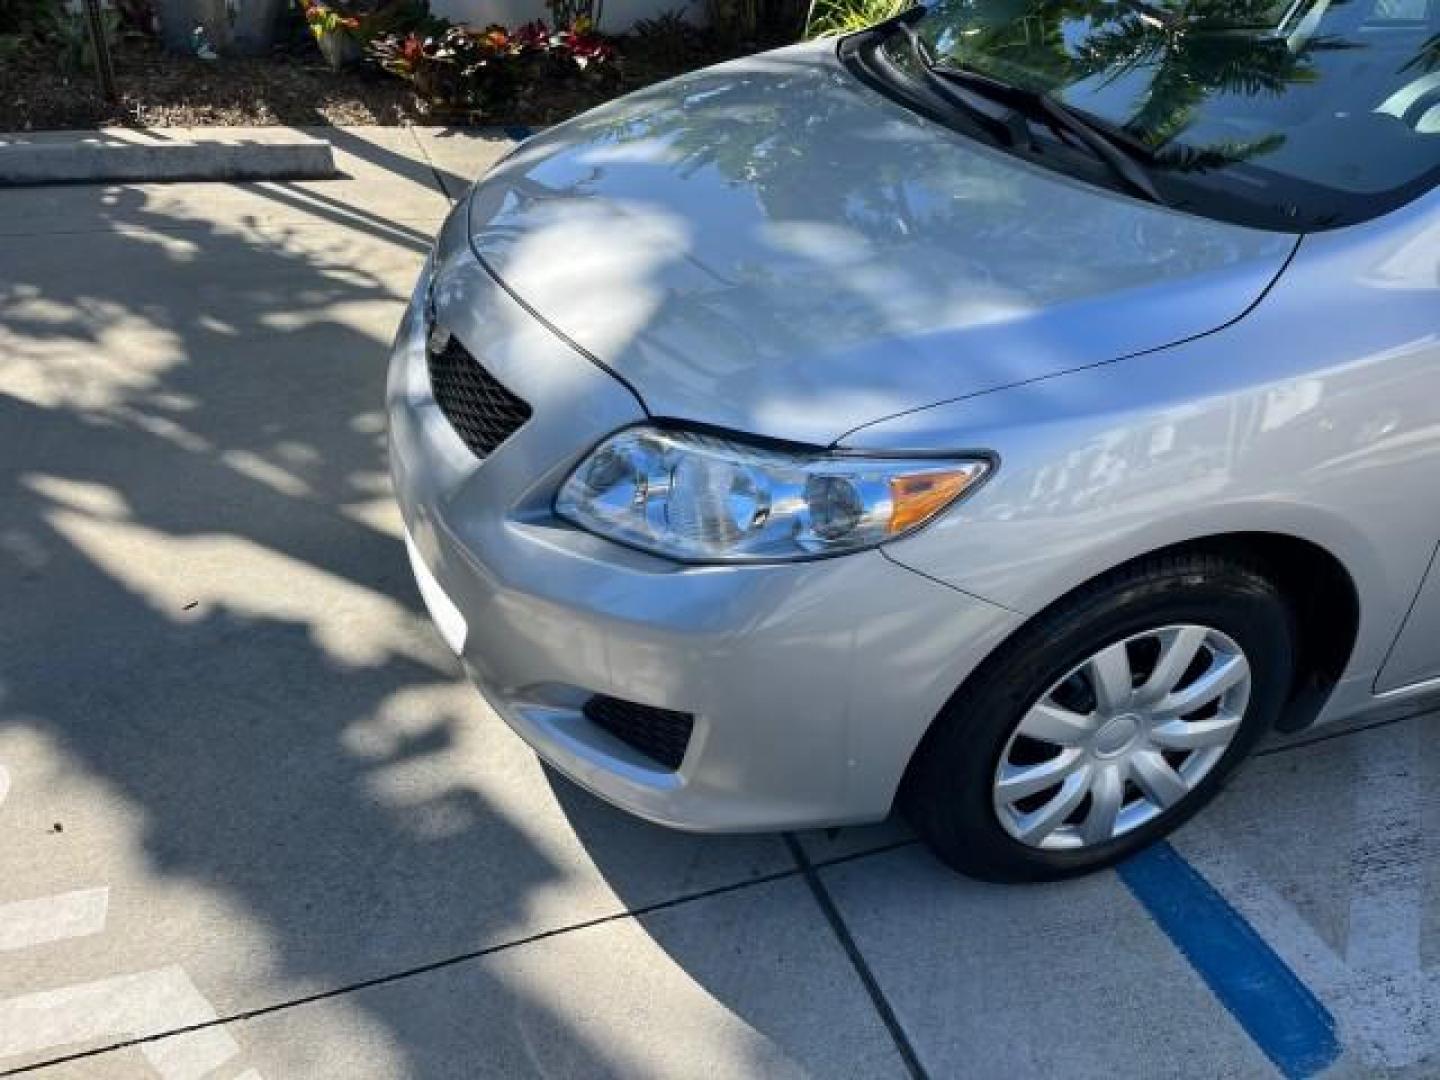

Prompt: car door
[1376,546,1440,693]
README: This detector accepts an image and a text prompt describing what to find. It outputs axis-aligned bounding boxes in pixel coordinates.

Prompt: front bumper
[388,245,1021,831]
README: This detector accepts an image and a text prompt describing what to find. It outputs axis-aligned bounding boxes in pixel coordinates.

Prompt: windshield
[873,0,1440,228]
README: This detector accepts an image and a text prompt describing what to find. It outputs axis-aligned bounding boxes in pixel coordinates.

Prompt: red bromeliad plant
[499,19,616,67]
[368,18,616,112]
[553,20,615,67]
[369,27,474,102]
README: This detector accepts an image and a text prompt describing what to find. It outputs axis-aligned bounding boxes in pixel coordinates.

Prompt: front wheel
[903,553,1295,882]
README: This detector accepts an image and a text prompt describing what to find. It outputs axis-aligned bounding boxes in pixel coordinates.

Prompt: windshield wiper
[889,19,1027,150]
[926,59,1168,206]
[873,10,1166,206]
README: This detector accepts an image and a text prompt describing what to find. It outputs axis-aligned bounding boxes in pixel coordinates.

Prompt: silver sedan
[389,0,1440,879]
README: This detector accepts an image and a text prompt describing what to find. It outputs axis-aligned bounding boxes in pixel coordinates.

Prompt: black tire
[902,552,1295,883]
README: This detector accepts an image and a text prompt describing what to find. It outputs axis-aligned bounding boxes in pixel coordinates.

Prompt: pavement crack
[784,833,929,1080]
[0,835,925,1076]
[0,865,798,1077]
[405,127,455,205]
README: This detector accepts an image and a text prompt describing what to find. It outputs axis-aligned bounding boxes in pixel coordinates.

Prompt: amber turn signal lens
[888,467,986,535]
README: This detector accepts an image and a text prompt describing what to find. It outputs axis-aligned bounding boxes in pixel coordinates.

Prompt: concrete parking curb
[0,128,337,186]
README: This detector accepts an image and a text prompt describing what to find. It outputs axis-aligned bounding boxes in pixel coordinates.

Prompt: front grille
[583,695,695,771]
[427,335,532,459]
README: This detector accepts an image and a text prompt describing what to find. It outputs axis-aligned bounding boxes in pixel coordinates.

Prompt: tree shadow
[0,171,789,1077]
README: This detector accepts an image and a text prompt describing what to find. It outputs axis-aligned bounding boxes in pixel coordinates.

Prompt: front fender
[852,205,1440,685]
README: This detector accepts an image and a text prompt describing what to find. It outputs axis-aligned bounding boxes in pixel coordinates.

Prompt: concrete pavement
[0,125,1436,1079]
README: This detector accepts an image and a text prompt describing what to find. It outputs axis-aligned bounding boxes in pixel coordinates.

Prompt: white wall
[428,0,704,32]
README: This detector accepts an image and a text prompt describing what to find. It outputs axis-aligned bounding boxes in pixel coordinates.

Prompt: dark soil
[0,31,753,131]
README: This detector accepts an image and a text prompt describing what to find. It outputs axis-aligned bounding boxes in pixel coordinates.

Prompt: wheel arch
[897,530,1361,809]
[1166,532,1360,733]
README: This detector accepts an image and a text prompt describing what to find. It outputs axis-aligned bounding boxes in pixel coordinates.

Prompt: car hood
[467,43,1297,446]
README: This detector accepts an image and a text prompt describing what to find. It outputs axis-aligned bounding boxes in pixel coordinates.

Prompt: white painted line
[0,887,109,952]
[0,965,243,1080]
[0,755,259,1077]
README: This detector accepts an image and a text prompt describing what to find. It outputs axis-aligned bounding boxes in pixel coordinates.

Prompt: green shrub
[631,8,705,63]
[705,0,806,45]
[803,0,907,39]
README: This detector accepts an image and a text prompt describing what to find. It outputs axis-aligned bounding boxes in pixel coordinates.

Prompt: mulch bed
[0,32,751,131]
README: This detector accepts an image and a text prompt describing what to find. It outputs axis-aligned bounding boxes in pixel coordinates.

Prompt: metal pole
[82,0,118,103]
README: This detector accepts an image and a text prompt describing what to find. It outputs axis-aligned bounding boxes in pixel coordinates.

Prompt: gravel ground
[0,33,748,131]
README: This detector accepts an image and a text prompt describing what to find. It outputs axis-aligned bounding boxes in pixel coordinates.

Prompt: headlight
[555,426,990,563]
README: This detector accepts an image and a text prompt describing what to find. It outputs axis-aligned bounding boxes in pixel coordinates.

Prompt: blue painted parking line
[1119,842,1341,1080]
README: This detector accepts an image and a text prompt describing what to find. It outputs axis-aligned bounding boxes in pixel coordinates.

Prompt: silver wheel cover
[993,624,1252,851]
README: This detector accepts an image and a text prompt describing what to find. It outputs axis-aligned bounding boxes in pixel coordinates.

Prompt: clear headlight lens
[556,426,990,563]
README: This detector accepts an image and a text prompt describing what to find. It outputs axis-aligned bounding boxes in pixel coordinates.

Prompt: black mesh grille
[583,695,695,771]
[427,335,531,459]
